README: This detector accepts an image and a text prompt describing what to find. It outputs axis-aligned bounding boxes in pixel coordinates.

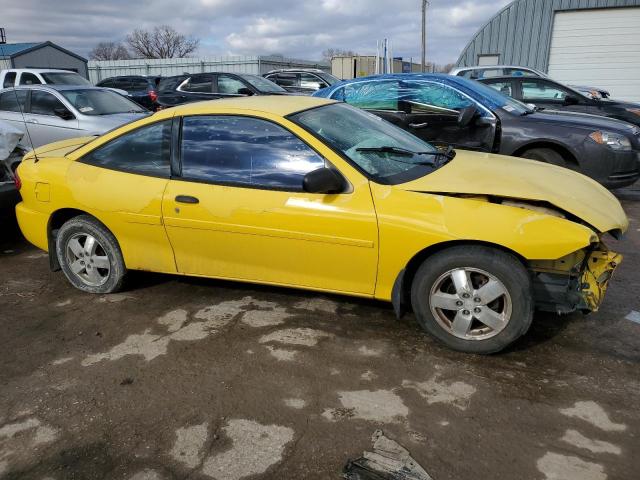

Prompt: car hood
[525,109,638,134]
[397,150,628,234]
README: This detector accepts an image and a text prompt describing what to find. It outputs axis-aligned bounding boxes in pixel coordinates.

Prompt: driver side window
[336,80,400,111]
[521,80,568,102]
[400,82,473,114]
[81,120,172,177]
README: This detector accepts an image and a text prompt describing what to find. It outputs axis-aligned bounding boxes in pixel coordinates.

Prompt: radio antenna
[0,29,40,163]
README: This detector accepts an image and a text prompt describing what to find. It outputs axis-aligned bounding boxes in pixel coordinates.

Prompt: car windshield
[239,75,287,93]
[40,72,91,86]
[317,72,340,86]
[290,102,443,184]
[60,89,147,115]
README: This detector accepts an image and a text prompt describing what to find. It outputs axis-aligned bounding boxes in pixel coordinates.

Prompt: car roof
[2,68,82,74]
[6,85,110,92]
[451,65,540,72]
[157,95,337,118]
[266,68,327,74]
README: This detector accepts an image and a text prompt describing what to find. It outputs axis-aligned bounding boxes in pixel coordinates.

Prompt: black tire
[410,245,533,354]
[521,148,567,168]
[55,215,126,294]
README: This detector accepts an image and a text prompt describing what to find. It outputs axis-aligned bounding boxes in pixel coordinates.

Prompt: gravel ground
[0,199,638,480]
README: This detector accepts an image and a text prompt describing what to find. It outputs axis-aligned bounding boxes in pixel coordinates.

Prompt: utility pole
[421,0,429,72]
[0,28,7,44]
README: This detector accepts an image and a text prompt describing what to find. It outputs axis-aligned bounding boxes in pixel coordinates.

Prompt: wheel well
[512,142,579,168]
[395,240,528,316]
[47,208,92,271]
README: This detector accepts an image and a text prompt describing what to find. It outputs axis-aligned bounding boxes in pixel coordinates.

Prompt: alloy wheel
[65,233,111,287]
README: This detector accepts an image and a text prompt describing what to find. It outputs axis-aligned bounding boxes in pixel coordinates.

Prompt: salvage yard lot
[1,199,639,480]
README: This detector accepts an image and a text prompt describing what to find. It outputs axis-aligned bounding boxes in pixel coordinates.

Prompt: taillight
[149,90,158,102]
[14,169,22,190]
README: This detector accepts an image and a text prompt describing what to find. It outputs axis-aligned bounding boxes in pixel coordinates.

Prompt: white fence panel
[88,55,329,83]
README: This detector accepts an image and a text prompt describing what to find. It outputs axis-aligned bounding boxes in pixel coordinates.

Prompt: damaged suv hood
[397,150,628,234]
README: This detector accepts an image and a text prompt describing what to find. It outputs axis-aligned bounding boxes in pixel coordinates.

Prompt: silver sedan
[0,85,150,149]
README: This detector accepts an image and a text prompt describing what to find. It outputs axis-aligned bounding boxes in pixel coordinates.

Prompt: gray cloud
[1,0,511,64]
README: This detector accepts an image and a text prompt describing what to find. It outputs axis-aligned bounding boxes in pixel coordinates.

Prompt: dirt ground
[0,198,638,480]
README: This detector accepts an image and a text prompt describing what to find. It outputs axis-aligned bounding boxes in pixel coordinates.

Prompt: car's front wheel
[55,215,126,294]
[410,245,533,354]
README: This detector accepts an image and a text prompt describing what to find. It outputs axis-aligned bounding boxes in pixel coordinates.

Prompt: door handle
[175,195,199,204]
[409,122,428,129]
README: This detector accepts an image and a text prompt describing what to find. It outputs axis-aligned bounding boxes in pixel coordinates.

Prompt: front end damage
[529,245,622,314]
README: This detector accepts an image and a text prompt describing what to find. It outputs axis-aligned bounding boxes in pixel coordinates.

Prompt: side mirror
[563,95,580,106]
[458,106,477,127]
[238,87,254,96]
[54,107,75,120]
[303,167,345,194]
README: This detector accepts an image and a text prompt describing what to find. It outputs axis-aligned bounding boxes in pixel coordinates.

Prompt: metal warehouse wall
[88,56,329,83]
[455,0,640,71]
[11,45,88,77]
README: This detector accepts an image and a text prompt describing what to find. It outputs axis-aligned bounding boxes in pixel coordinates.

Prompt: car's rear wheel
[55,215,126,294]
[410,245,533,354]
[521,148,567,168]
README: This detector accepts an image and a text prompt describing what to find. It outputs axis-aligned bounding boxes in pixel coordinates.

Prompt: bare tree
[127,25,199,59]
[322,48,358,63]
[435,62,456,73]
[89,42,131,61]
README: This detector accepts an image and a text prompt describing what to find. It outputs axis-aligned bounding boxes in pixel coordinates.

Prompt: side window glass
[0,90,28,112]
[82,120,171,177]
[299,73,326,90]
[486,81,513,97]
[19,73,42,85]
[181,116,325,190]
[401,82,473,113]
[340,81,400,111]
[182,75,213,93]
[3,72,16,88]
[217,75,248,94]
[30,91,66,116]
[274,73,299,87]
[130,78,149,90]
[522,81,568,101]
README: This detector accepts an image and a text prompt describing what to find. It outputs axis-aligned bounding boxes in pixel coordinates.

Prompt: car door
[298,73,329,94]
[26,89,80,147]
[481,78,518,100]
[68,119,177,273]
[162,114,378,294]
[215,74,254,98]
[0,90,30,148]
[519,78,588,113]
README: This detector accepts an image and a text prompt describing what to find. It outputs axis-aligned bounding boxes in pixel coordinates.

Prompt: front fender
[372,185,596,301]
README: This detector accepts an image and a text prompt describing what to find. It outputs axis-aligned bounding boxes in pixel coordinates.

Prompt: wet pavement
[0,199,638,480]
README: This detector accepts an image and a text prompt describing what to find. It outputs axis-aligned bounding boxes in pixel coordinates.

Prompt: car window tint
[181,115,325,190]
[485,81,513,97]
[3,72,16,88]
[30,91,66,116]
[335,80,400,111]
[217,75,248,95]
[82,120,171,177]
[273,73,299,87]
[299,73,326,89]
[0,90,28,112]
[522,81,568,101]
[505,69,538,77]
[182,75,213,93]
[130,78,149,90]
[19,73,42,85]
[401,81,473,113]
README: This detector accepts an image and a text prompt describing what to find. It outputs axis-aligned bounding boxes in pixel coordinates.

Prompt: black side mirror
[303,167,345,194]
[54,107,75,120]
[458,106,477,127]
[238,87,254,96]
[563,95,580,106]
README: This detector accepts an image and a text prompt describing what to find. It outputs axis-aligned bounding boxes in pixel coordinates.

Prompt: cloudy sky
[2,0,511,65]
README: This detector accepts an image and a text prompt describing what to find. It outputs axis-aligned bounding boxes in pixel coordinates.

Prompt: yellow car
[15,96,627,353]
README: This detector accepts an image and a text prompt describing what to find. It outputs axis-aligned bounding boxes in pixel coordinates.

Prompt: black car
[156,72,288,108]
[314,74,640,188]
[479,76,640,128]
[263,68,340,95]
[96,75,160,110]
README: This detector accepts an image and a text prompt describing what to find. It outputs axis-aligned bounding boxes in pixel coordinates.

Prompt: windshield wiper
[356,145,456,164]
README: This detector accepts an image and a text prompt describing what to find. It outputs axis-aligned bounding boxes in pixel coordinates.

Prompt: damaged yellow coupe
[15,96,627,353]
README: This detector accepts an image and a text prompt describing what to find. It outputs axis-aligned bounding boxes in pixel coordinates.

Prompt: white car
[0,69,128,96]
[0,85,149,149]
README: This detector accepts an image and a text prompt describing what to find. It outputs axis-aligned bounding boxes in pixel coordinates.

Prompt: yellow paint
[15,96,628,311]
[581,250,623,311]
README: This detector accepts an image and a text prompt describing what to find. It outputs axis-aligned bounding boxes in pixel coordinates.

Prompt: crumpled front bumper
[579,249,623,312]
